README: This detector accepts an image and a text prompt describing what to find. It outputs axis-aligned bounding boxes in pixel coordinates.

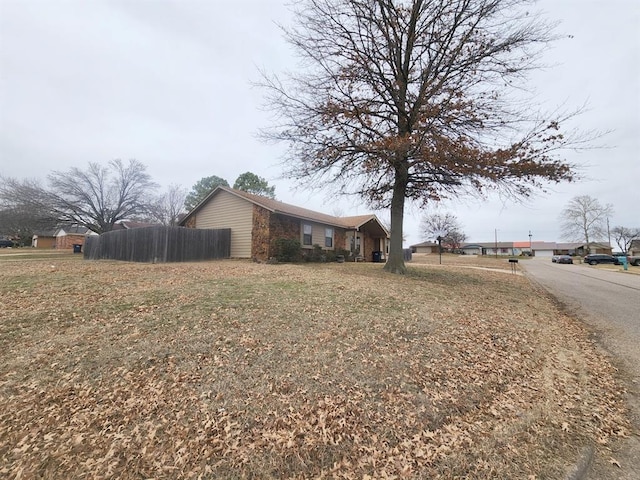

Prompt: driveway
[521,258,640,479]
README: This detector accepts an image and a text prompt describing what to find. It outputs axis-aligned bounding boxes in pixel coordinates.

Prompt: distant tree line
[0,160,275,245]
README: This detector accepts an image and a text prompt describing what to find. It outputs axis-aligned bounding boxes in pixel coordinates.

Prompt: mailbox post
[508,258,518,274]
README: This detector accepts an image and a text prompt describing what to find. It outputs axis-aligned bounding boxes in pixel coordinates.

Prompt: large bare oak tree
[0,159,156,234]
[262,0,586,273]
[560,195,613,247]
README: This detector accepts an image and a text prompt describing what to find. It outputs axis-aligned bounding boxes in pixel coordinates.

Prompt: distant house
[630,239,640,256]
[113,220,159,230]
[410,241,439,254]
[460,242,519,256]
[513,241,532,255]
[32,230,58,249]
[32,225,98,249]
[179,186,389,262]
[530,241,557,258]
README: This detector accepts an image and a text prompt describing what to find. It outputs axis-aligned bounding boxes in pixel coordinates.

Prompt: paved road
[521,258,640,479]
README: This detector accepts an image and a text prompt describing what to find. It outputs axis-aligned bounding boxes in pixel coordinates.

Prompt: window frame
[302,223,313,246]
[324,227,333,248]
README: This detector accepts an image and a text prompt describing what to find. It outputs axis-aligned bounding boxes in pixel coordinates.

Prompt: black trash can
[73,244,82,254]
[372,250,382,263]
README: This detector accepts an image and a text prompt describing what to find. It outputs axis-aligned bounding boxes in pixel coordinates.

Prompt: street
[521,257,640,479]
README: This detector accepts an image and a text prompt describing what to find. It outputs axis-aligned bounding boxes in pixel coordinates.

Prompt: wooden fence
[83,226,230,263]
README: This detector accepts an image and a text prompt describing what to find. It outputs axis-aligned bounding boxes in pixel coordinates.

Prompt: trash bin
[73,244,82,254]
[372,251,382,263]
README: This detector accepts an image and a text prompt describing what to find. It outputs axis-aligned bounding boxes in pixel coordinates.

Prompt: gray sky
[1,0,638,247]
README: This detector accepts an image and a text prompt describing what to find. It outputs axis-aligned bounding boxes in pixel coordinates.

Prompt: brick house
[179,186,389,262]
[33,225,98,249]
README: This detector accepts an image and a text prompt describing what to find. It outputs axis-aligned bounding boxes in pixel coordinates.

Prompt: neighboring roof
[513,241,531,248]
[56,225,92,235]
[181,186,390,236]
[461,242,515,249]
[33,230,58,237]
[530,241,557,250]
[113,220,159,230]
[410,241,438,248]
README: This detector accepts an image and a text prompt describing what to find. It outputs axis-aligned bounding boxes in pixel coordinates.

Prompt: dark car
[557,255,573,264]
[583,254,620,265]
[0,239,15,248]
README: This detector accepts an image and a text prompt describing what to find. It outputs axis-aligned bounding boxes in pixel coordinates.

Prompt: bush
[304,244,326,262]
[274,238,302,262]
[325,248,350,262]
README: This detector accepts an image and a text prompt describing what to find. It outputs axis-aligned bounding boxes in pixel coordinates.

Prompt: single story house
[460,242,519,256]
[410,241,439,254]
[32,225,98,249]
[554,242,612,256]
[32,230,57,249]
[179,186,390,262]
[530,241,557,258]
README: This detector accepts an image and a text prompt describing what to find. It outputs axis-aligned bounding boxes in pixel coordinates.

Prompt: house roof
[462,242,515,249]
[181,186,390,236]
[410,241,438,248]
[113,220,158,230]
[57,225,92,235]
[530,241,557,250]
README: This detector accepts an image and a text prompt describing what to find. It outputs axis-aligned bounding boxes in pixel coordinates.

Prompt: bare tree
[262,0,587,273]
[0,202,57,245]
[0,160,156,234]
[560,195,613,248]
[149,184,188,226]
[611,226,640,253]
[420,212,466,249]
[447,229,468,252]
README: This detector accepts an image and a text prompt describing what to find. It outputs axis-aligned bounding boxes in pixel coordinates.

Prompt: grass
[0,253,630,479]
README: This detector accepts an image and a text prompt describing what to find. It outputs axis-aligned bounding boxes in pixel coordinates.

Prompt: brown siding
[33,236,56,249]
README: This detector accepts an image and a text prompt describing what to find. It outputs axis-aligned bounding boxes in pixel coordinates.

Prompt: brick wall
[335,229,346,252]
[56,234,87,250]
[251,205,272,261]
[268,213,300,260]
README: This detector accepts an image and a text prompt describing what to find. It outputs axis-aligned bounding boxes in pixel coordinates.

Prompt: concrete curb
[565,445,595,480]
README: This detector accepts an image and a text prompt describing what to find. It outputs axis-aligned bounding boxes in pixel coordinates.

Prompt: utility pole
[529,230,532,256]
[494,228,498,259]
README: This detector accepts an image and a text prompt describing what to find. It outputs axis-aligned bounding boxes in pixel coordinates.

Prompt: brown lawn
[0,253,629,479]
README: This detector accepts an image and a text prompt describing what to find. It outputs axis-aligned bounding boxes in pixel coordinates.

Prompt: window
[325,228,333,248]
[303,224,312,246]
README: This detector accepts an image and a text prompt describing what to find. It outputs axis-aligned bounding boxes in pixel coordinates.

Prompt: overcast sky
[1,0,638,247]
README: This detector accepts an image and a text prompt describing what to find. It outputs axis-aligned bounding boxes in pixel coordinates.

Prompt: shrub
[274,238,302,262]
[304,244,326,262]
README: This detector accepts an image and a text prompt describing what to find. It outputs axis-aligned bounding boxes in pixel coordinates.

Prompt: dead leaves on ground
[0,259,630,479]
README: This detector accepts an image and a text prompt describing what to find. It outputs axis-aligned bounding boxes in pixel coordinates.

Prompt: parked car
[0,239,15,248]
[551,255,560,263]
[557,255,573,264]
[612,252,640,266]
[583,254,620,265]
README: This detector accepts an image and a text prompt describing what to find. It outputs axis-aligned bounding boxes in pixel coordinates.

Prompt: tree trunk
[384,163,408,274]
